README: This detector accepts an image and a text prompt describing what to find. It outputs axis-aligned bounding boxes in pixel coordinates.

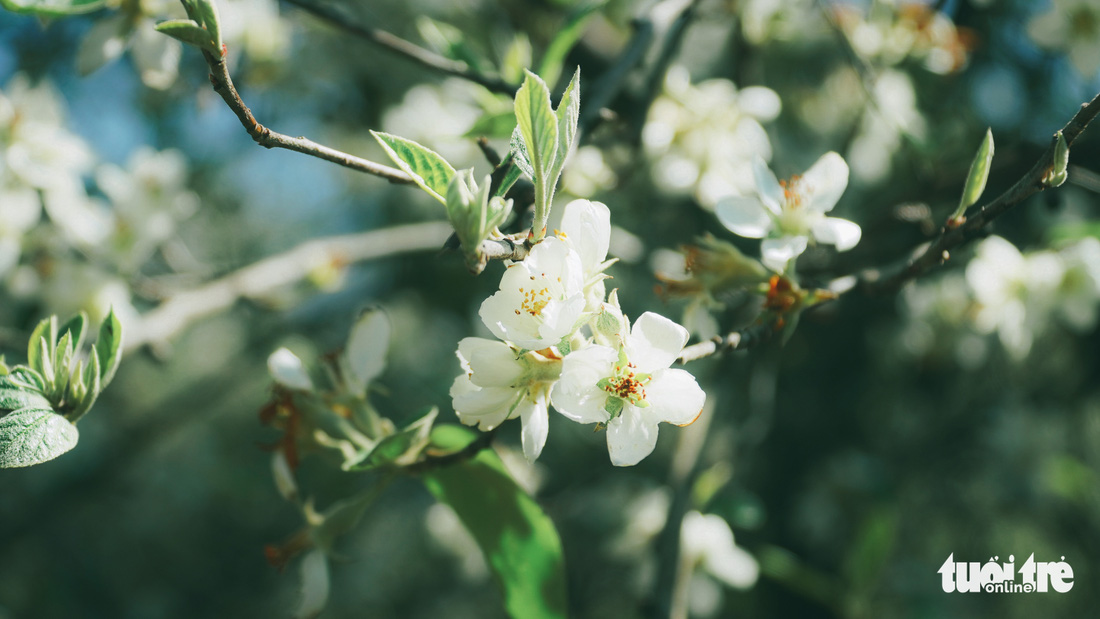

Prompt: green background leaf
[420,426,567,619]
[0,407,79,468]
[0,0,104,17]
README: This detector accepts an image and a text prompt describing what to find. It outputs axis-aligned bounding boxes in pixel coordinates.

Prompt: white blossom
[268,348,315,391]
[450,337,560,462]
[479,237,586,351]
[557,198,613,312]
[716,152,860,272]
[643,66,780,209]
[1028,0,1100,77]
[681,511,759,590]
[551,312,704,466]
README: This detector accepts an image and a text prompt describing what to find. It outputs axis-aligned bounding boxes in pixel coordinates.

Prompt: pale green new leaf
[0,0,105,17]
[371,131,456,204]
[1044,130,1069,187]
[154,19,220,55]
[26,315,56,376]
[420,426,567,619]
[509,126,535,180]
[0,408,79,468]
[548,68,580,189]
[514,70,559,183]
[94,309,123,387]
[57,312,88,353]
[195,0,222,52]
[0,374,51,412]
[351,407,437,471]
[953,128,994,220]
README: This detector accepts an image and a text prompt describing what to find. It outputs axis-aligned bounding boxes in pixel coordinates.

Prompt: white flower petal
[811,217,862,251]
[606,406,660,466]
[131,23,182,91]
[295,549,330,619]
[551,346,617,424]
[458,337,523,388]
[761,236,808,271]
[517,393,550,462]
[343,310,389,395]
[450,375,518,431]
[268,348,313,391]
[751,156,783,215]
[716,195,773,239]
[645,369,705,426]
[626,312,689,373]
[801,152,849,213]
[560,199,611,273]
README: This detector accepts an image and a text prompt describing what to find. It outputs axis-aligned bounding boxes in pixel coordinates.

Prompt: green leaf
[537,3,600,87]
[94,309,123,387]
[952,128,994,222]
[0,407,79,468]
[0,375,52,412]
[351,408,437,471]
[0,357,8,376]
[0,0,105,17]
[420,426,567,619]
[1044,130,1069,187]
[154,19,220,55]
[514,70,559,184]
[68,353,101,422]
[26,315,56,376]
[371,131,456,204]
[509,126,536,180]
[195,0,223,52]
[494,159,524,198]
[57,312,88,352]
[548,68,580,189]
[467,109,520,140]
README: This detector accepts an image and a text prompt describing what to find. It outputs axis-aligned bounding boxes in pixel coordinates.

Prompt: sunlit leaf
[420,426,567,619]
[371,131,456,204]
[94,309,123,387]
[0,407,78,468]
[952,128,994,221]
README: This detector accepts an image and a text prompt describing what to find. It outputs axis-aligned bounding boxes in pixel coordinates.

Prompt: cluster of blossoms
[1,75,200,324]
[643,67,781,210]
[833,2,972,75]
[451,199,706,466]
[1027,0,1100,78]
[901,235,1100,362]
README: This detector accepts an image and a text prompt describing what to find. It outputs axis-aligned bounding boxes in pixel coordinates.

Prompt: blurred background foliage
[1,0,1099,617]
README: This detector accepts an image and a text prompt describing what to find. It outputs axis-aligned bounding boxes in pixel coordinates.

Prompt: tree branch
[127,222,453,353]
[677,316,779,363]
[282,0,518,96]
[862,91,1100,293]
[201,50,414,184]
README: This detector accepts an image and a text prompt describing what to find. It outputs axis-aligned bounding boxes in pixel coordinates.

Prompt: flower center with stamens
[519,279,553,317]
[598,358,652,417]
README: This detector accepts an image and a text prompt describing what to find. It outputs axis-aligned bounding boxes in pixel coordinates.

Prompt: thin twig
[677,317,779,363]
[282,0,517,96]
[862,91,1100,293]
[127,222,453,353]
[201,50,414,184]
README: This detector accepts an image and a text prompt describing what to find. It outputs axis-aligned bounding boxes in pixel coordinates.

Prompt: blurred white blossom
[383,79,483,168]
[716,152,860,272]
[643,67,780,209]
[1028,0,1100,77]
